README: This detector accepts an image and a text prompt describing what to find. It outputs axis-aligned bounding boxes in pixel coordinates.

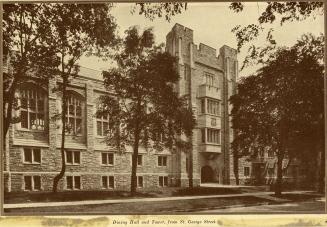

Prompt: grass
[272,193,323,202]
[173,187,242,196]
[4,196,272,214]
[4,187,243,204]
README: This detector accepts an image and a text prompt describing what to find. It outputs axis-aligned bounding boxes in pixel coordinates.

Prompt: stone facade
[165,24,239,186]
[4,23,247,192]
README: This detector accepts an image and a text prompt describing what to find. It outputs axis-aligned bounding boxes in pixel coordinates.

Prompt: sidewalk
[4,190,314,209]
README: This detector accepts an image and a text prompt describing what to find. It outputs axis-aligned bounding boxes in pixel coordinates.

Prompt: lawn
[272,193,323,202]
[4,196,272,214]
[4,187,243,204]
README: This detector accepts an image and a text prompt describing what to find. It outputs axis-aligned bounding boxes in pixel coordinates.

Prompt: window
[159,176,168,187]
[211,118,217,126]
[65,151,80,165]
[158,156,167,167]
[20,88,46,130]
[201,99,205,114]
[102,176,114,189]
[101,152,114,166]
[23,148,41,164]
[201,129,206,143]
[137,155,143,166]
[244,167,250,177]
[65,94,83,135]
[207,99,220,115]
[207,129,220,144]
[66,176,81,190]
[24,176,41,191]
[137,176,143,188]
[205,73,214,86]
[96,104,109,136]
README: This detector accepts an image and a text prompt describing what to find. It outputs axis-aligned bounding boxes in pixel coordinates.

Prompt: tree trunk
[3,115,10,142]
[233,150,239,185]
[3,83,17,140]
[131,127,140,196]
[52,75,67,193]
[275,151,284,196]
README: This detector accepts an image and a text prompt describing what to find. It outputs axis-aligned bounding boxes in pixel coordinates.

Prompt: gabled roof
[78,66,103,81]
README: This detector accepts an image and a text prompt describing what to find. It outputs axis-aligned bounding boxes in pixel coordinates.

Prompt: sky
[77,2,324,78]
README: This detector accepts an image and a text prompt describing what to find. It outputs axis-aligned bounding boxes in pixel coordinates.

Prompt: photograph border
[0,0,326,225]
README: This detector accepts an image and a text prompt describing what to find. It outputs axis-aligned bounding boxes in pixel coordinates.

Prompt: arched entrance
[201,165,214,183]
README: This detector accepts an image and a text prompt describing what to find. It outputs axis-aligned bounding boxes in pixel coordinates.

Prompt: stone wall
[5,23,240,192]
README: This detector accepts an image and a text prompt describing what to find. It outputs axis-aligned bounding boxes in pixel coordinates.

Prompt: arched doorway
[201,165,214,183]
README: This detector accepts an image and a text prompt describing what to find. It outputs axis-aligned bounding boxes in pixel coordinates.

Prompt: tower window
[205,73,214,86]
[207,128,220,144]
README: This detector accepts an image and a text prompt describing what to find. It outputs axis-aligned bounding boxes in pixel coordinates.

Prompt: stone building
[3,23,252,192]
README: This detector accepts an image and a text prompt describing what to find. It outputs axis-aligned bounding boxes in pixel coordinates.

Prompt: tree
[230,35,324,195]
[36,3,119,192]
[229,2,324,70]
[2,2,186,142]
[100,26,195,196]
[3,4,60,140]
[132,3,187,22]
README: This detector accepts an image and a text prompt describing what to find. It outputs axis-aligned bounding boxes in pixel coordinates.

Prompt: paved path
[4,190,314,209]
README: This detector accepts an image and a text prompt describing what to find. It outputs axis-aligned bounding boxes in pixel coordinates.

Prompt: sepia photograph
[2,1,325,218]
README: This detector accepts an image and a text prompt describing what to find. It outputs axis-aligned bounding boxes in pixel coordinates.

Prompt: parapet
[219,45,237,59]
[166,23,194,42]
[197,43,217,58]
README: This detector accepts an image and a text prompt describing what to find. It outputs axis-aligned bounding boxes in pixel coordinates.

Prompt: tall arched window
[65,93,83,135]
[20,86,46,130]
[96,103,109,137]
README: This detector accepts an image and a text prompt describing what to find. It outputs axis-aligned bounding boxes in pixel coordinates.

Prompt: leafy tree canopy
[229,2,323,70]
[3,4,61,137]
[100,26,195,152]
[132,2,187,22]
[230,34,324,194]
[100,26,195,195]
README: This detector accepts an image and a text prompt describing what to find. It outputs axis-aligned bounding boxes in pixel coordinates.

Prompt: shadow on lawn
[272,193,323,202]
[173,187,242,196]
[4,191,156,204]
[4,187,246,204]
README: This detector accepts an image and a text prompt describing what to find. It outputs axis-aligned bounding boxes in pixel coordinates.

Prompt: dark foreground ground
[4,186,251,204]
[5,196,271,214]
[200,197,325,214]
[4,186,324,214]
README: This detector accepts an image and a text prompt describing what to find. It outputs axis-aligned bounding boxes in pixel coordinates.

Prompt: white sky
[77,2,324,77]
